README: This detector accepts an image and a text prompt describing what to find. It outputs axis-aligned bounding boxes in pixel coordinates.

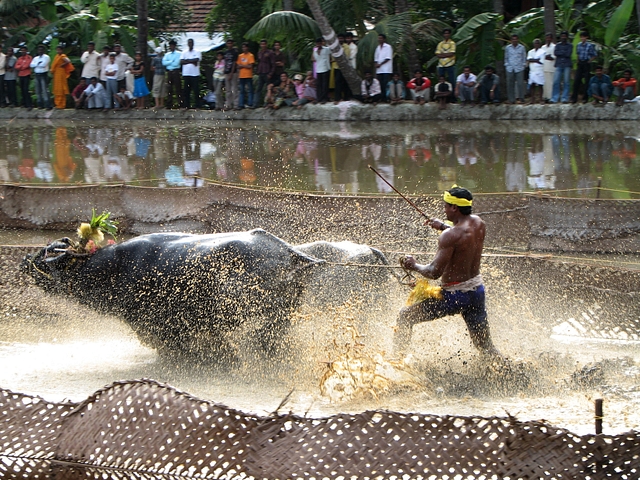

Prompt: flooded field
[0,119,639,440]
[0,120,638,198]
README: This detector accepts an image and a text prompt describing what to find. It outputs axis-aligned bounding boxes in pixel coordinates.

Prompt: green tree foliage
[112,0,192,41]
[206,0,266,42]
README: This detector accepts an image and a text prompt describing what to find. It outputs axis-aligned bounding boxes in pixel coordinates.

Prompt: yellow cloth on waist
[407,279,443,305]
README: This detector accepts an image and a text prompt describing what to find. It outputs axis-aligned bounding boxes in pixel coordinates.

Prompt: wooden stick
[595,398,603,434]
[368,165,430,220]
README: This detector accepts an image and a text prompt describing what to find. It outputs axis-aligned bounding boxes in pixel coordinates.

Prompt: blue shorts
[419,285,488,333]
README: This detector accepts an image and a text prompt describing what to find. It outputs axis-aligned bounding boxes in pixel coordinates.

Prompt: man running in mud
[395,186,501,356]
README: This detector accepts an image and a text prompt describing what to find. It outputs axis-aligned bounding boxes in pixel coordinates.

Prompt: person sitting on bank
[434,75,453,110]
[72,77,88,109]
[292,74,317,108]
[114,85,134,110]
[477,65,500,105]
[456,66,477,105]
[395,185,501,356]
[406,70,431,105]
[587,66,612,104]
[84,77,106,110]
[387,72,405,105]
[612,69,637,106]
[361,70,381,105]
[265,72,296,109]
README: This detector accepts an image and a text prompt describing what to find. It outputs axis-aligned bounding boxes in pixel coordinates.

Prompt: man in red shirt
[14,46,32,109]
[407,70,431,104]
[612,69,637,106]
[72,78,88,109]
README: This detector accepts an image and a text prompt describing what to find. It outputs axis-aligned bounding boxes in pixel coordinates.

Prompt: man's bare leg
[394,303,426,356]
[468,323,501,356]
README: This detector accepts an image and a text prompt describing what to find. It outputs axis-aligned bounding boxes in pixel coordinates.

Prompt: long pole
[368,165,431,220]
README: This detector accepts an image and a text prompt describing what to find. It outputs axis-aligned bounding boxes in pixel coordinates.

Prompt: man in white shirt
[541,33,556,102]
[455,66,477,105]
[112,44,133,89]
[80,41,101,81]
[84,77,106,109]
[345,32,357,69]
[313,37,331,103]
[29,44,52,109]
[527,39,546,104]
[374,33,393,102]
[180,38,201,109]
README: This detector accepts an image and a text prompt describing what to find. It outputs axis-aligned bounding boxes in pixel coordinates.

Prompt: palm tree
[306,0,362,95]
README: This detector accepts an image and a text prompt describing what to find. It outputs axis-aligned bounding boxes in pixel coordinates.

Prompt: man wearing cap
[395,186,500,356]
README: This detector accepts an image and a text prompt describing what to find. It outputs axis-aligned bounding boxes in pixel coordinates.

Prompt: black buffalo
[22,229,322,357]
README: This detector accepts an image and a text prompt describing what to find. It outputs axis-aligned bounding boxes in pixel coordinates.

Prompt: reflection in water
[0,121,639,198]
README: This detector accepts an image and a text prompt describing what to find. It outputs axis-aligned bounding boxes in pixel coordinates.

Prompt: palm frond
[246,11,320,42]
[355,12,413,70]
[411,19,450,42]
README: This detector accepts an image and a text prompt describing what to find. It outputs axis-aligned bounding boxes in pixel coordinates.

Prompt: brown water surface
[0,120,638,198]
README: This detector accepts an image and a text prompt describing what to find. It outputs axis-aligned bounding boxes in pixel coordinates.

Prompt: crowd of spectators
[1,28,637,111]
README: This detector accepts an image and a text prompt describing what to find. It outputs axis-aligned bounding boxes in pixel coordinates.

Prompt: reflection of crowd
[0,126,638,195]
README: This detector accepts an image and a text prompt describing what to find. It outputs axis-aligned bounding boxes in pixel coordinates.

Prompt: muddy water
[1,261,638,437]
[0,120,639,198]
[0,119,638,436]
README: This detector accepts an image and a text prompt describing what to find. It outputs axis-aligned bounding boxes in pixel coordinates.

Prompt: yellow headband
[443,186,473,207]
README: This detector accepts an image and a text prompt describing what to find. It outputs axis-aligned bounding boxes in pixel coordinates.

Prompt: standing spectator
[151,47,166,109]
[406,70,431,104]
[30,45,52,109]
[99,45,111,85]
[0,46,6,107]
[50,45,74,109]
[212,52,225,110]
[72,77,88,108]
[386,72,405,104]
[132,52,150,109]
[345,32,357,70]
[434,75,453,109]
[572,31,597,103]
[504,34,527,104]
[435,28,456,88]
[272,41,286,85]
[361,70,381,104]
[15,46,32,109]
[527,39,545,104]
[104,52,119,109]
[333,33,349,103]
[80,41,101,81]
[181,38,201,109]
[112,44,133,90]
[455,65,476,105]
[236,42,254,110]
[542,33,556,102]
[223,39,239,110]
[374,34,393,102]
[477,66,500,105]
[587,66,612,104]
[612,69,637,106]
[84,77,106,110]
[254,39,273,108]
[4,47,17,107]
[162,40,182,109]
[550,31,572,104]
[313,37,331,103]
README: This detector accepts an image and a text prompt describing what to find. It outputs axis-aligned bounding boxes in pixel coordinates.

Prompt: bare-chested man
[395,186,500,356]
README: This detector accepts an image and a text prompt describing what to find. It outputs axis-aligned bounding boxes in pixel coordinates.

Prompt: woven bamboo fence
[1,379,638,480]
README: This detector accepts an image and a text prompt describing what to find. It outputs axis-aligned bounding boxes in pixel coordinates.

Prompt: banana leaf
[605,0,634,47]
[454,12,502,44]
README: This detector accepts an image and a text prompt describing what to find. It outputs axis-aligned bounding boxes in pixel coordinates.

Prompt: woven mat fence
[1,379,639,479]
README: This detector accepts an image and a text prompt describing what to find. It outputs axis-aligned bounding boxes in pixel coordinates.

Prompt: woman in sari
[50,45,75,109]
